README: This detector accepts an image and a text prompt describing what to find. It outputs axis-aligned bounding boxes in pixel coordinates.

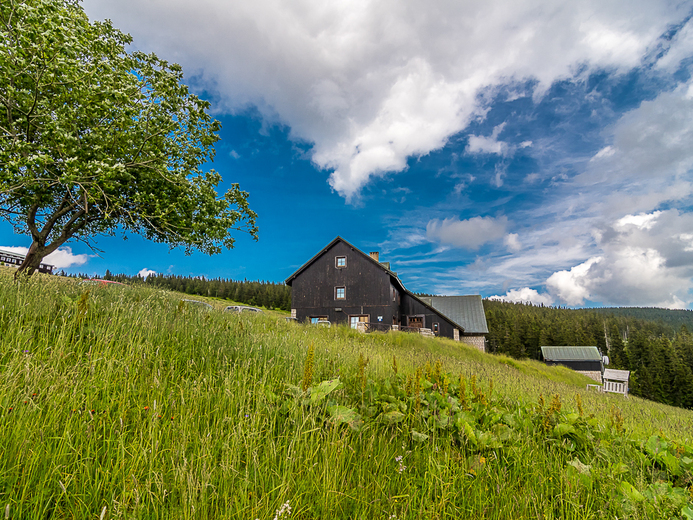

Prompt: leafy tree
[0,0,257,276]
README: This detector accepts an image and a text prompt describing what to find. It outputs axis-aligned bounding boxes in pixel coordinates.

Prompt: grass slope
[1,272,693,519]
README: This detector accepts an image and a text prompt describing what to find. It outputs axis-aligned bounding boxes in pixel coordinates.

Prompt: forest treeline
[67,271,292,311]
[484,300,693,409]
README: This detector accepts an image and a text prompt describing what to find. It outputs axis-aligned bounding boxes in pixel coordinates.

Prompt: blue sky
[3,0,693,308]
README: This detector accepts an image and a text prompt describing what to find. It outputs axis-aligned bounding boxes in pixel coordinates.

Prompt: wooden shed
[541,346,604,383]
[602,369,630,395]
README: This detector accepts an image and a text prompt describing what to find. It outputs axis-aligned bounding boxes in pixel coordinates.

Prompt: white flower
[273,501,291,520]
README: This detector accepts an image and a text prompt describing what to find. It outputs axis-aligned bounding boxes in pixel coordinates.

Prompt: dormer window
[335,256,346,268]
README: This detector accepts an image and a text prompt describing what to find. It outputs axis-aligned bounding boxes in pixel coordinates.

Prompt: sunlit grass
[1,272,692,519]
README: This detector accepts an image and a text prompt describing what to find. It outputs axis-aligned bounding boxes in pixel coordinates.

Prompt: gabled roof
[603,369,630,382]
[419,296,488,334]
[541,346,602,362]
[284,236,406,291]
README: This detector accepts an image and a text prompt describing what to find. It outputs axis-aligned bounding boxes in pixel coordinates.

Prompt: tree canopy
[0,0,257,275]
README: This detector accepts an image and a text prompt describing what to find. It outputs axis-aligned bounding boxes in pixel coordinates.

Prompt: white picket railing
[603,381,627,395]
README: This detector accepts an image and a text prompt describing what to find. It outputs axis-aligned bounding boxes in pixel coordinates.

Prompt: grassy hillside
[2,271,693,519]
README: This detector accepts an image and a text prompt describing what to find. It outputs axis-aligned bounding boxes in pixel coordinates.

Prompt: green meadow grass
[1,271,693,519]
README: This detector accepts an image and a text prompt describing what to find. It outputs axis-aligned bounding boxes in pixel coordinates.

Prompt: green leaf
[609,462,629,476]
[660,451,682,476]
[461,421,477,446]
[380,411,405,425]
[682,505,693,520]
[563,413,580,424]
[328,405,357,423]
[411,430,429,442]
[566,459,591,475]
[620,481,645,503]
[554,423,576,437]
[433,411,450,429]
[309,379,342,404]
[492,423,512,441]
[645,435,667,458]
[327,405,362,431]
[382,402,400,413]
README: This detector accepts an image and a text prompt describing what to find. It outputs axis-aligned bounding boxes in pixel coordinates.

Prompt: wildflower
[273,501,291,520]
[479,456,486,464]
[144,406,149,411]
[395,455,406,473]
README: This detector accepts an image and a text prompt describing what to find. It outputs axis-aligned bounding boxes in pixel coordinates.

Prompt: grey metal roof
[541,346,602,361]
[603,369,630,382]
[420,295,489,334]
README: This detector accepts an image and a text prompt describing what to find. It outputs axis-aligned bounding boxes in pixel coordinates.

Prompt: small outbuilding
[601,368,630,395]
[541,346,604,383]
[0,248,54,274]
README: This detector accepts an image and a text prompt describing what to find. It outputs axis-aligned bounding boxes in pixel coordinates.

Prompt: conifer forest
[484,300,693,410]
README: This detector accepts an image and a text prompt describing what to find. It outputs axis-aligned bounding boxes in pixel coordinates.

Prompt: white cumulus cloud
[488,287,554,306]
[138,268,157,279]
[83,0,691,199]
[466,123,509,156]
[545,210,693,308]
[504,233,522,252]
[427,215,508,250]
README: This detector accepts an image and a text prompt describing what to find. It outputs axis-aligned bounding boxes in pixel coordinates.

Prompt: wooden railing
[362,323,434,337]
[603,381,627,395]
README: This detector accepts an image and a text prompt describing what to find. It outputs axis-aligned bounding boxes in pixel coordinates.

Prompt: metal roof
[603,369,630,382]
[419,295,489,334]
[541,346,602,361]
[0,249,26,261]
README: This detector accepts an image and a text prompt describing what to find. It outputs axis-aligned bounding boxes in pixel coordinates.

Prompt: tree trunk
[14,238,63,279]
[15,242,45,278]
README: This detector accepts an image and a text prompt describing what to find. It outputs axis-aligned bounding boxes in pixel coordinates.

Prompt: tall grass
[1,273,692,519]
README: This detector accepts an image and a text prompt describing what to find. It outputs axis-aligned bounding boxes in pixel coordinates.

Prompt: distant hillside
[66,271,292,311]
[483,299,693,410]
[585,306,693,331]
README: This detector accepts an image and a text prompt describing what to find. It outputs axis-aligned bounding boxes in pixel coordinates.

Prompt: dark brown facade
[285,237,465,339]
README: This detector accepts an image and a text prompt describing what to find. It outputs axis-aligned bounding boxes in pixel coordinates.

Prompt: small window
[335,286,346,300]
[349,315,369,329]
[433,323,439,335]
[335,256,346,268]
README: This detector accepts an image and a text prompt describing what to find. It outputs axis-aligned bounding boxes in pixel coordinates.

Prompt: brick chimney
[369,251,379,262]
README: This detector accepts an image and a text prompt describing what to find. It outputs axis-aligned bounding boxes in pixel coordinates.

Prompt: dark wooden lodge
[285,237,487,350]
